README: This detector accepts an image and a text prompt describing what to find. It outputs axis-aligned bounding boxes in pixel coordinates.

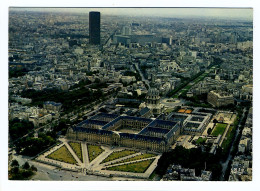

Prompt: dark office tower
[89,11,100,45]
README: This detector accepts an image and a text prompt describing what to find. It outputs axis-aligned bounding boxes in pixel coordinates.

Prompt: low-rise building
[43,101,62,112]
[207,90,234,107]
[162,164,212,181]
[229,156,252,181]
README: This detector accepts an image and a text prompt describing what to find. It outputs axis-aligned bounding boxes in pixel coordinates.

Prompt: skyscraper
[89,11,100,45]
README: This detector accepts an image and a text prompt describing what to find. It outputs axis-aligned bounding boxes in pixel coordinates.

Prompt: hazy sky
[10,8,253,20]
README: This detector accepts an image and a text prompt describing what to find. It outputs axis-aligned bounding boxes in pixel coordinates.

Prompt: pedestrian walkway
[98,155,161,179]
[104,156,157,168]
[64,141,83,165]
[81,142,89,168]
[35,139,161,179]
[101,152,141,167]
[89,148,114,169]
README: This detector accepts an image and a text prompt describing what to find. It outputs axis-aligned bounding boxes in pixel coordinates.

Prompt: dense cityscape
[8,8,253,181]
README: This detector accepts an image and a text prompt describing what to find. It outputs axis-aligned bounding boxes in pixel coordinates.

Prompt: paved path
[220,108,247,180]
[101,152,141,167]
[89,147,114,169]
[172,135,196,149]
[36,142,80,170]
[34,140,161,180]
[202,122,215,136]
[64,141,83,165]
[217,112,237,146]
[99,155,161,179]
[105,156,157,168]
[81,142,89,168]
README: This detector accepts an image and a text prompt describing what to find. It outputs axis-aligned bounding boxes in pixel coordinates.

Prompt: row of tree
[20,82,107,114]
[9,119,34,140]
[15,131,57,157]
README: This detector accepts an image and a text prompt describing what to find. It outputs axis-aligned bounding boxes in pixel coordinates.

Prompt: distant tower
[89,11,100,45]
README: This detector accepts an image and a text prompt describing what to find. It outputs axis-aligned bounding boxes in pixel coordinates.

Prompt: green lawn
[87,144,104,162]
[46,145,77,164]
[165,108,174,113]
[211,123,228,136]
[171,69,211,99]
[109,153,156,165]
[185,85,192,89]
[196,137,207,145]
[194,73,208,83]
[221,125,234,150]
[68,142,83,162]
[101,150,138,164]
[105,159,155,173]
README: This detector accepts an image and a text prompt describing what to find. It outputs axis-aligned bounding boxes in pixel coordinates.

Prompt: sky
[9,8,253,20]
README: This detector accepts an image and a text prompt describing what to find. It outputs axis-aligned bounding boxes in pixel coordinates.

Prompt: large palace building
[66,107,214,152]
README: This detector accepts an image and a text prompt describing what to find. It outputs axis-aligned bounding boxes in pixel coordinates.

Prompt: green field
[46,145,77,164]
[165,108,174,113]
[109,153,156,166]
[196,137,207,145]
[87,144,104,162]
[194,72,208,83]
[105,159,155,173]
[68,142,83,162]
[175,72,209,98]
[221,125,234,150]
[101,150,138,164]
[211,123,228,136]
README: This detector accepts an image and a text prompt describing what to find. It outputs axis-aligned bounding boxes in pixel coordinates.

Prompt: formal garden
[68,142,83,162]
[195,137,207,145]
[107,153,156,166]
[211,123,228,136]
[46,145,77,164]
[104,158,155,173]
[101,149,138,164]
[87,144,104,162]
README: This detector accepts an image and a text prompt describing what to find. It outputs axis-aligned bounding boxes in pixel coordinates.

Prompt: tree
[22,161,30,169]
[11,159,19,167]
[30,165,37,172]
[9,119,34,140]
[207,128,212,135]
[94,78,101,83]
[213,119,218,123]
[21,169,34,178]
[11,166,19,174]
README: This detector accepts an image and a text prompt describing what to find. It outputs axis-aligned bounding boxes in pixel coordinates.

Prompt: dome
[148,88,159,96]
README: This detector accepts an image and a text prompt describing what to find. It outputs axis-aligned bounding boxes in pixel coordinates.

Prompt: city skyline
[1,5,259,191]
[9,7,253,20]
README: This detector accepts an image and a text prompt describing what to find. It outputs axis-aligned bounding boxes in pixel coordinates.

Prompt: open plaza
[35,138,160,179]
[33,107,237,179]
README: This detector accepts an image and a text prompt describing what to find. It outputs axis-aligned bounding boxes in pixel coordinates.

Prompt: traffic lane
[34,167,112,181]
[12,154,111,181]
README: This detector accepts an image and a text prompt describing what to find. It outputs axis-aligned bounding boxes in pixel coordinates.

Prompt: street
[220,108,247,180]
[12,154,112,181]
